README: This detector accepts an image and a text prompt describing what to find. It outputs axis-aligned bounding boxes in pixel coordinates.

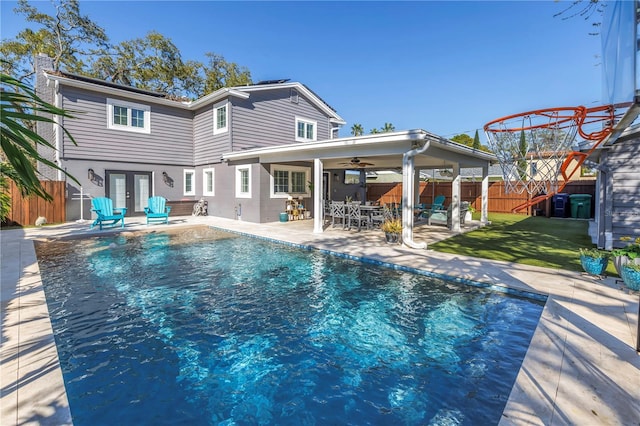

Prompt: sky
[1,1,604,143]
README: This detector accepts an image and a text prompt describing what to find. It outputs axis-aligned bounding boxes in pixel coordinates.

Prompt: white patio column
[413,167,422,205]
[313,158,324,233]
[401,141,430,249]
[481,165,489,225]
[451,164,461,232]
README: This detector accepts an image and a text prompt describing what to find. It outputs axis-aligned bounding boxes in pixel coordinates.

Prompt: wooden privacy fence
[2,181,66,227]
[367,180,596,214]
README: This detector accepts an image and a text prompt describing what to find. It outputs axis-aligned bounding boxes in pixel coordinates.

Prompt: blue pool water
[36,227,544,425]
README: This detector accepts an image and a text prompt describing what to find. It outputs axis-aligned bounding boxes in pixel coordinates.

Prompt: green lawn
[430,213,617,275]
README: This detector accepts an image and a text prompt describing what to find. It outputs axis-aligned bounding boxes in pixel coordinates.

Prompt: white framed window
[295,117,316,142]
[213,103,229,135]
[269,165,311,198]
[235,165,251,198]
[107,98,150,134]
[203,168,215,196]
[183,169,195,196]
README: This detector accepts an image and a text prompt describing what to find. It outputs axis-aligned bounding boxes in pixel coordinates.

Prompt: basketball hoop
[484,105,616,211]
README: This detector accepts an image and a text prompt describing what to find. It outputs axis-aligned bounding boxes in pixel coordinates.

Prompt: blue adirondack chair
[419,195,446,218]
[90,197,126,230]
[144,196,171,225]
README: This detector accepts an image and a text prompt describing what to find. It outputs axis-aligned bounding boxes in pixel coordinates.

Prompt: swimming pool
[36,227,544,425]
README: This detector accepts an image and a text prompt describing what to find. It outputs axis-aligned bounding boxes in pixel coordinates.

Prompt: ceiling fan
[338,157,375,168]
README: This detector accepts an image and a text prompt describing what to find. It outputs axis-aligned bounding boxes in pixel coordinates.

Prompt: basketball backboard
[601,0,640,143]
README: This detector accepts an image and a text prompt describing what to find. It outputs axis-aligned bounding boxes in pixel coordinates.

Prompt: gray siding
[62,159,198,221]
[193,104,230,165]
[231,88,333,151]
[60,87,194,165]
[607,138,640,243]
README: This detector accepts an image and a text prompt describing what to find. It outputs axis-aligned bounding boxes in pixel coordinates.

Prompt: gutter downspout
[402,138,430,249]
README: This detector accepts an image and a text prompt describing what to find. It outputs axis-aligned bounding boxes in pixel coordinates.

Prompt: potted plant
[612,236,640,276]
[464,204,475,222]
[620,262,640,291]
[381,218,402,244]
[579,247,610,276]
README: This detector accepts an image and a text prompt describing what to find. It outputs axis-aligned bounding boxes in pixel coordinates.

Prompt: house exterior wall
[63,159,195,221]
[594,133,640,248]
[60,87,194,165]
[193,103,229,165]
[231,88,334,151]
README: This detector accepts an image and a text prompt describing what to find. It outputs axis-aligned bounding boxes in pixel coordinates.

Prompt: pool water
[36,227,543,426]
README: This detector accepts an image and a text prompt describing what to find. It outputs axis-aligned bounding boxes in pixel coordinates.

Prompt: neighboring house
[589,124,640,249]
[34,55,345,222]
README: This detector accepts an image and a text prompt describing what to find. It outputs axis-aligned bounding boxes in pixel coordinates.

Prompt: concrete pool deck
[1,215,638,425]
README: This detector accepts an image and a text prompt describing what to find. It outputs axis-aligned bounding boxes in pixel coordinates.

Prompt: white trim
[235,165,252,198]
[106,98,151,134]
[295,116,317,142]
[183,169,195,196]
[213,103,229,135]
[203,168,215,196]
[269,164,311,198]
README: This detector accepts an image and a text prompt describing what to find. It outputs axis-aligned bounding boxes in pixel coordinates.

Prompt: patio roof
[224,130,496,249]
[222,129,496,169]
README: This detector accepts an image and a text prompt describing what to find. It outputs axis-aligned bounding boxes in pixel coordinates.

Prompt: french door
[105,171,152,216]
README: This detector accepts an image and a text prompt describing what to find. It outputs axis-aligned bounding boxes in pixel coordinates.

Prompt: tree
[381,122,395,133]
[451,134,474,147]
[517,130,528,180]
[452,132,493,153]
[201,52,252,95]
[1,0,253,99]
[473,130,481,150]
[369,128,380,134]
[350,123,364,136]
[88,31,201,98]
[0,0,109,81]
[1,71,79,218]
[554,0,604,36]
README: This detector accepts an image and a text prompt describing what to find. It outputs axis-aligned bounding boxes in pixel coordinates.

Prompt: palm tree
[350,123,364,136]
[370,128,380,134]
[381,122,395,133]
[1,71,78,214]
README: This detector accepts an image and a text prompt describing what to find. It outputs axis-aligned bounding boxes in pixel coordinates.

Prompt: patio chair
[90,197,126,230]
[144,196,171,225]
[330,201,346,229]
[419,195,446,219]
[347,202,367,231]
[428,201,470,229]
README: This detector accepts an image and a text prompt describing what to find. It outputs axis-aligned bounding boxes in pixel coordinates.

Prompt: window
[107,98,150,133]
[203,168,215,196]
[213,103,228,134]
[235,166,251,198]
[530,162,538,177]
[270,165,311,198]
[184,169,195,196]
[295,117,316,142]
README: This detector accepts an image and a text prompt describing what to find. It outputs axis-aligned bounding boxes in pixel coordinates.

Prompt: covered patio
[223,129,496,248]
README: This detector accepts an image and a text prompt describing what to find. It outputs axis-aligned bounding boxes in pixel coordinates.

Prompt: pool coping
[1,216,639,425]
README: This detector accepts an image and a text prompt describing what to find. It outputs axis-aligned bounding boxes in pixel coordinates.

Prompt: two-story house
[35,55,344,223]
[34,54,495,248]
